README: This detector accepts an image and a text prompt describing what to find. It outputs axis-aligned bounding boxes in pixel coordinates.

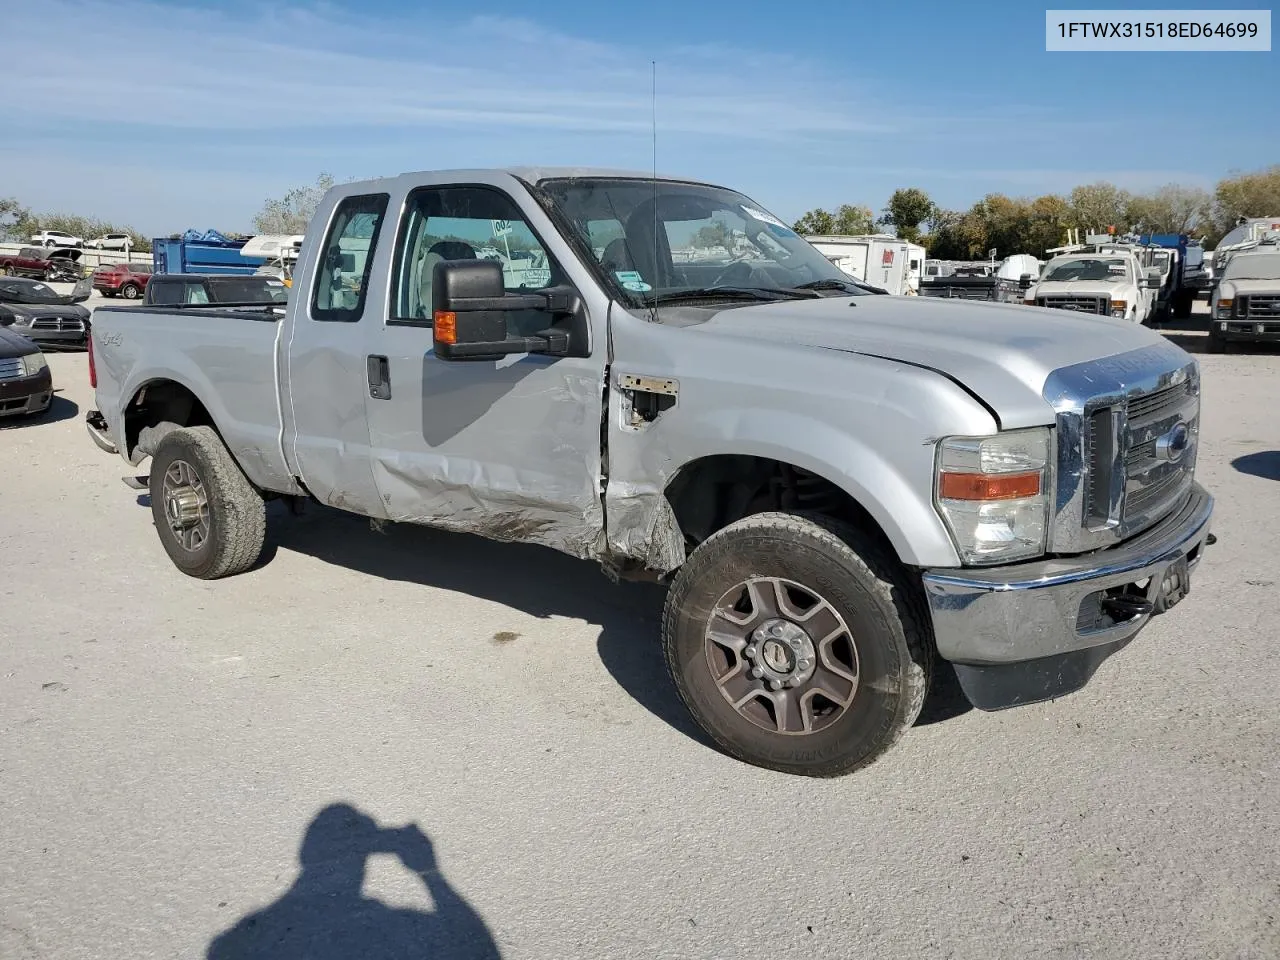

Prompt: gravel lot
[1,312,1277,959]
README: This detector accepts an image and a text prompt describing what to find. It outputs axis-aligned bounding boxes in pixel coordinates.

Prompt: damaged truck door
[360,179,608,559]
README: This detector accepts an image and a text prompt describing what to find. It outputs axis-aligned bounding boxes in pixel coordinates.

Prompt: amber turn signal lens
[939,470,1041,501]
[433,311,457,344]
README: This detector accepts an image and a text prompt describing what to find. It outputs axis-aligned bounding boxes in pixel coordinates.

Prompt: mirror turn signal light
[433,310,457,344]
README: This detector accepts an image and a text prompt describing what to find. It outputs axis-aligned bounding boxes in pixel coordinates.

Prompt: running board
[121,475,148,490]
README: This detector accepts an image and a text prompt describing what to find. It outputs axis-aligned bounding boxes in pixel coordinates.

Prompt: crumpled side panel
[604,479,686,573]
[371,437,606,562]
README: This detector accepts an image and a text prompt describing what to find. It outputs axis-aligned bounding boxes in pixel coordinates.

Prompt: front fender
[671,408,962,568]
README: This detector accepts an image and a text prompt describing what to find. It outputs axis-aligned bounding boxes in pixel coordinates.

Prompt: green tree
[1211,165,1280,240]
[1068,182,1132,234]
[880,187,935,244]
[0,197,33,242]
[254,173,336,234]
[1125,184,1211,234]
[692,221,733,251]
[792,204,874,236]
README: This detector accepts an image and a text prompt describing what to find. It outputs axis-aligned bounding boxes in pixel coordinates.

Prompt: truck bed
[90,305,293,491]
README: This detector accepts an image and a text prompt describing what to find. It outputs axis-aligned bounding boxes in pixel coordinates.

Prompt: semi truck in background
[805,234,926,295]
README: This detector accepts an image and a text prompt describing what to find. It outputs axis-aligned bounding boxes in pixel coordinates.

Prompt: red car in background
[92,262,153,299]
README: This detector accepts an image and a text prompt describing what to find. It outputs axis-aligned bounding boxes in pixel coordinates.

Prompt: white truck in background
[1026,243,1162,324]
[805,234,926,295]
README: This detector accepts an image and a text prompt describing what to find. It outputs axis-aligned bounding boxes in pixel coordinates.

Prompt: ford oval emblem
[1155,421,1191,462]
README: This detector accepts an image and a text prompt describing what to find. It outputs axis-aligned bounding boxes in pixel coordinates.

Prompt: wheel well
[663,455,897,559]
[123,380,215,459]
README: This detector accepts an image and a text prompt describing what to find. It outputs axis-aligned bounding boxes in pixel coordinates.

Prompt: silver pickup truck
[86,168,1214,777]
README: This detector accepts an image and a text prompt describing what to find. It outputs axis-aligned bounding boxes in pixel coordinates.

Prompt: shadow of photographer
[207,804,500,959]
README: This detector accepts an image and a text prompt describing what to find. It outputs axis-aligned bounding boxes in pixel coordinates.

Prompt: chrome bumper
[85,409,118,454]
[921,484,1213,707]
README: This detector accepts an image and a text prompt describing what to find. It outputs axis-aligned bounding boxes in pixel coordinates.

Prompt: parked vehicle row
[27,230,135,250]
[86,166,1214,778]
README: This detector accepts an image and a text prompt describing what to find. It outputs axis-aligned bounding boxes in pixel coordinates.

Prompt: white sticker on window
[614,269,652,292]
[740,205,788,229]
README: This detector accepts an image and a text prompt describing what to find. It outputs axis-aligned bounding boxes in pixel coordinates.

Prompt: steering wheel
[710,259,755,287]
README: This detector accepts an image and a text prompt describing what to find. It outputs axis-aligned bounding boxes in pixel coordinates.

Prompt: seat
[416,240,477,318]
[600,237,637,275]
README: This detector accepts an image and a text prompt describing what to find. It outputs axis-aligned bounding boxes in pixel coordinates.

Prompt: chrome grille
[1038,295,1108,315]
[0,357,24,382]
[1044,341,1200,554]
[30,317,84,332]
[1242,295,1280,318]
[1120,378,1198,530]
[1126,379,1192,421]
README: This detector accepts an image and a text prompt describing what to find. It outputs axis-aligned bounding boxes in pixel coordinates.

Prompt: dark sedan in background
[0,277,93,350]
[0,325,52,418]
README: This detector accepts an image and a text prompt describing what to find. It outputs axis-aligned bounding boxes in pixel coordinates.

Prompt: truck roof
[338,166,725,194]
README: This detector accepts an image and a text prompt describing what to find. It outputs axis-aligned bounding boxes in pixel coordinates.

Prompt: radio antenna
[650,59,659,322]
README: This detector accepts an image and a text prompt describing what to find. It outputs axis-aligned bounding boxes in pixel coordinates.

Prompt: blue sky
[1,0,1275,235]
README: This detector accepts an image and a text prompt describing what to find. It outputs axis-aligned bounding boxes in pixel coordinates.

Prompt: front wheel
[149,425,266,579]
[663,513,932,777]
[120,283,140,300]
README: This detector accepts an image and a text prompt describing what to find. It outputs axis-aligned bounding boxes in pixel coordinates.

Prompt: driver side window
[390,185,560,337]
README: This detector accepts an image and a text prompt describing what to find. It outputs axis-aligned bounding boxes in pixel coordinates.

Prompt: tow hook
[1205,533,1217,546]
[1102,594,1155,621]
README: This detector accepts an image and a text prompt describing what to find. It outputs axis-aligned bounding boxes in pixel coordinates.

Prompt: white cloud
[1,1,898,138]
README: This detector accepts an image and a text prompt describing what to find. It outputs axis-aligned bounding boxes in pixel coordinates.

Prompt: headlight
[1110,300,1127,317]
[1215,298,1234,318]
[8,311,33,327]
[21,352,48,377]
[935,427,1052,565]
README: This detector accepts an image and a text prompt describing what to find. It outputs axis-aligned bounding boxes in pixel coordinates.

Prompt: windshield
[1043,257,1131,283]
[1223,253,1280,281]
[536,177,872,306]
[0,280,63,304]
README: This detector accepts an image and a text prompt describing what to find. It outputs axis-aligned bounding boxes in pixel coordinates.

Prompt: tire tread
[662,511,934,777]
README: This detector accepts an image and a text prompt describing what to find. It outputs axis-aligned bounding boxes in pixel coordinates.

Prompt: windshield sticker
[614,270,652,292]
[740,205,790,231]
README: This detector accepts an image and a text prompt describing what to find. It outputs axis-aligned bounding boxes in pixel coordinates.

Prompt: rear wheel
[663,512,932,777]
[148,426,266,579]
[120,283,140,300]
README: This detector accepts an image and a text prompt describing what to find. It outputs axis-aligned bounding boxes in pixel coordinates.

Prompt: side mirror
[71,278,93,302]
[431,259,582,361]
[1143,270,1162,289]
[1018,273,1033,289]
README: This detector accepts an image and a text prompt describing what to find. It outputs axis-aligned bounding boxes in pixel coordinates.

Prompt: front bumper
[921,483,1213,710]
[1213,320,1280,343]
[20,329,88,349]
[0,368,53,417]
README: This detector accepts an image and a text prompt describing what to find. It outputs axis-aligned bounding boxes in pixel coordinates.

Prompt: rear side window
[149,281,182,305]
[311,193,388,322]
